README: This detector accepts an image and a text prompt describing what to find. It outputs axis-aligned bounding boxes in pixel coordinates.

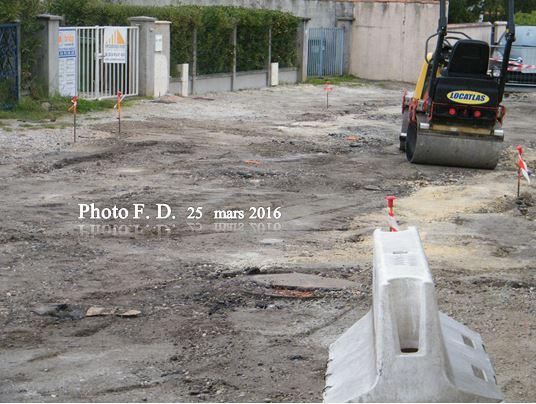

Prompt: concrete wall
[169,67,298,95]
[109,0,354,27]
[280,67,299,83]
[113,0,441,84]
[348,0,439,83]
[447,22,493,44]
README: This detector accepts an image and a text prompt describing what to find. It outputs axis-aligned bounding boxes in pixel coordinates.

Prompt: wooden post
[15,20,21,103]
[191,27,197,96]
[231,25,237,91]
[517,166,521,198]
[324,81,332,109]
[117,91,122,135]
[68,96,78,143]
[266,25,272,87]
[516,145,526,199]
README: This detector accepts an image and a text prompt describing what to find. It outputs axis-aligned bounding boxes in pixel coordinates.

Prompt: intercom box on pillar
[324,227,503,403]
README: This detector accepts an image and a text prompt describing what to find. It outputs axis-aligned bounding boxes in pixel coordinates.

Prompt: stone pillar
[129,16,157,97]
[35,14,61,96]
[336,17,354,75]
[154,20,171,97]
[296,18,310,83]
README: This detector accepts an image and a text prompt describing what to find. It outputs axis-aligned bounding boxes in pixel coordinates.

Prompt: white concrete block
[324,227,503,403]
[154,53,169,97]
[178,63,189,97]
[270,62,279,86]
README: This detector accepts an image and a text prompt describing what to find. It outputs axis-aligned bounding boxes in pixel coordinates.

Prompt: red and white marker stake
[68,95,78,143]
[324,81,332,109]
[386,195,399,232]
[516,145,531,197]
[114,90,125,134]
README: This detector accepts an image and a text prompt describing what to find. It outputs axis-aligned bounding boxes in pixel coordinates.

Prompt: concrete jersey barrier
[324,227,503,402]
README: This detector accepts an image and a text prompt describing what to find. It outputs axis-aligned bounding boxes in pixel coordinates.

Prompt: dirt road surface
[0,83,534,402]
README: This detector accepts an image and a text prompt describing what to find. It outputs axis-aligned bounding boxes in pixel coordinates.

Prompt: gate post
[296,18,310,82]
[154,20,171,97]
[129,16,157,97]
[35,14,61,96]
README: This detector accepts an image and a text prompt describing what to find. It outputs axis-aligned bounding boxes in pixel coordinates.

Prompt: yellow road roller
[400,0,515,169]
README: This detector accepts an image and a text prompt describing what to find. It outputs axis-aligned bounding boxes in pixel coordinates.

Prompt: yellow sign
[105,29,126,45]
[447,90,490,105]
[103,27,128,64]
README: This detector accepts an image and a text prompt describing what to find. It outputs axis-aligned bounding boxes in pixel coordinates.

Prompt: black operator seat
[446,39,491,78]
[432,39,499,114]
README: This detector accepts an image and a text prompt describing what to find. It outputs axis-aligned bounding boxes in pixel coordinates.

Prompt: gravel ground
[0,83,534,402]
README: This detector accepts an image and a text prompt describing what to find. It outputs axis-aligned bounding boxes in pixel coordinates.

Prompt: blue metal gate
[307,28,344,77]
[0,23,21,109]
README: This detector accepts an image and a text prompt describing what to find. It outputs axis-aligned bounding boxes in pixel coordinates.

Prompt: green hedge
[516,11,536,25]
[0,0,298,99]
[47,0,299,75]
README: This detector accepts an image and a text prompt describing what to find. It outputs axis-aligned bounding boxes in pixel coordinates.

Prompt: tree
[448,0,481,23]
[448,0,536,23]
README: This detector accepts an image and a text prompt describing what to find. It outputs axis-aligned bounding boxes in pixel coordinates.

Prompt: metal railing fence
[0,22,21,109]
[66,26,139,99]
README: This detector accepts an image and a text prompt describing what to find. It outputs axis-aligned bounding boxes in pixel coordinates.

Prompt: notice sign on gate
[58,28,77,97]
[104,27,128,63]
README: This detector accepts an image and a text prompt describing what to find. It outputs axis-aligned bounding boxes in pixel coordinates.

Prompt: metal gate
[65,26,139,99]
[0,23,21,109]
[307,28,344,77]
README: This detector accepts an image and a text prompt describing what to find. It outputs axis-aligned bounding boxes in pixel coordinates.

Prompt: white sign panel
[155,34,163,52]
[58,28,77,97]
[104,27,128,64]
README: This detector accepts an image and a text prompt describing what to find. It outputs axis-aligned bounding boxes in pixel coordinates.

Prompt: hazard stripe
[489,57,536,71]
[518,152,531,184]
